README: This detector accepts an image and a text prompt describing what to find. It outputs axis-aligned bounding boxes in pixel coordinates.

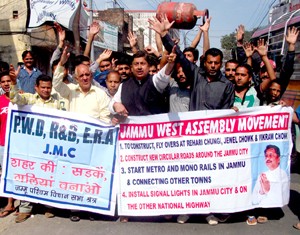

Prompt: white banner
[118,106,293,216]
[28,0,80,29]
[0,105,118,215]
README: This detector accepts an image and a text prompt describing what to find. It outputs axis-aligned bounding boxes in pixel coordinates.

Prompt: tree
[221,29,255,50]
[220,29,255,61]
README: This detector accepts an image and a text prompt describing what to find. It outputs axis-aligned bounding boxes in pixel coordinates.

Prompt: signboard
[0,105,118,215]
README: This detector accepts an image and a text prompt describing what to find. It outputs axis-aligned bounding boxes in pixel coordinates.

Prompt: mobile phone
[17,62,24,67]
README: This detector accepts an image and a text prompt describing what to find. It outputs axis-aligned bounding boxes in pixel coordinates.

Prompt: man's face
[204,55,222,77]
[234,67,252,88]
[259,67,270,81]
[176,65,190,89]
[118,64,131,80]
[176,65,187,84]
[268,82,281,102]
[265,148,280,170]
[23,53,34,68]
[225,62,238,82]
[149,65,158,75]
[35,81,52,100]
[76,64,92,92]
[106,73,121,96]
[0,75,11,93]
[131,57,149,80]
[99,60,112,72]
[184,51,195,63]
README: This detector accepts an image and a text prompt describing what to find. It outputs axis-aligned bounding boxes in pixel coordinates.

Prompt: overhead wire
[255,0,277,29]
[246,0,265,27]
[250,0,275,29]
[145,0,156,9]
[250,1,269,28]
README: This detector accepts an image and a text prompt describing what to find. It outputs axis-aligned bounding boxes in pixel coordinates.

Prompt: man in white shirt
[252,144,289,207]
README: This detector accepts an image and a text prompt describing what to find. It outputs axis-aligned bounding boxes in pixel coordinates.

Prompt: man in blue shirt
[16,50,42,94]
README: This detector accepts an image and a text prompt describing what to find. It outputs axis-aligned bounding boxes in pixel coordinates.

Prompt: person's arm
[144,45,160,58]
[153,46,176,93]
[190,17,211,54]
[278,26,299,94]
[255,39,276,93]
[127,32,139,54]
[236,25,247,64]
[98,90,112,124]
[155,32,164,56]
[109,83,129,117]
[243,42,254,67]
[149,15,197,84]
[148,14,174,51]
[89,61,99,73]
[9,71,31,105]
[222,82,235,109]
[9,84,33,105]
[201,17,211,56]
[190,28,203,49]
[95,49,112,67]
[53,47,71,98]
[50,22,65,67]
[84,22,100,58]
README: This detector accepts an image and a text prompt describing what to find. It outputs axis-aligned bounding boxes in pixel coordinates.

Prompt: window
[13,11,18,19]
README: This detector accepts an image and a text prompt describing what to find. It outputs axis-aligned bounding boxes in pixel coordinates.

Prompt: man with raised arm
[53,47,111,124]
[149,15,234,112]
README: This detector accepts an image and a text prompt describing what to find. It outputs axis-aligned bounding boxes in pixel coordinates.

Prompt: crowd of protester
[0,14,299,228]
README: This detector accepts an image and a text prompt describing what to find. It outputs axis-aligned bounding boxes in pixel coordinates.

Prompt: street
[0,173,299,235]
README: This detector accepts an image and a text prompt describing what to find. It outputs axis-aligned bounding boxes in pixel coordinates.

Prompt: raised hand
[254,38,267,57]
[54,22,65,46]
[243,41,254,58]
[98,49,112,62]
[9,64,18,85]
[127,31,138,48]
[59,46,70,66]
[286,26,299,48]
[89,22,100,37]
[148,14,174,37]
[166,45,177,64]
[236,24,245,45]
[160,14,174,32]
[200,17,211,32]
[112,58,118,70]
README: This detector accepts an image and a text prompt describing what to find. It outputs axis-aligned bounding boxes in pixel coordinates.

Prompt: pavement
[0,173,300,235]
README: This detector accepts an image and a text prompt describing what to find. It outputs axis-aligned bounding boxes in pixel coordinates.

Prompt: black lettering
[105,129,114,145]
[49,121,59,139]
[93,129,103,143]
[35,119,44,137]
[83,127,91,143]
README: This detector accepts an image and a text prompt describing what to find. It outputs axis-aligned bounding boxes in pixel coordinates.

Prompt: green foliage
[220,29,255,50]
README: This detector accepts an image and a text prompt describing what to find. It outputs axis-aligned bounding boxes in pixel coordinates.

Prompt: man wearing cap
[252,145,289,206]
[259,59,277,82]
